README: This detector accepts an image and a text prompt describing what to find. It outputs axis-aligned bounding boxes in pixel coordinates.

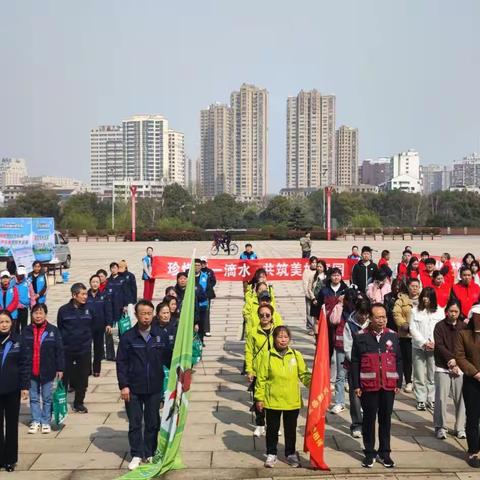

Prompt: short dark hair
[272,325,291,340]
[135,299,154,313]
[96,269,108,277]
[109,262,119,269]
[31,303,48,315]
[370,302,387,316]
[71,282,87,295]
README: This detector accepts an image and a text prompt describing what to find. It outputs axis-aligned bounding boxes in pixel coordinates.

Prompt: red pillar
[130,185,138,242]
[326,186,332,241]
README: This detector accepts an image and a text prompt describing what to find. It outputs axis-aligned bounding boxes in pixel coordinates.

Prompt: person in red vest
[452,267,480,318]
[419,258,437,288]
[432,271,452,309]
[397,250,412,282]
[352,303,402,469]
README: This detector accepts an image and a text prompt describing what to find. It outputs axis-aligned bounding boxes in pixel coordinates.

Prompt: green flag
[119,257,196,479]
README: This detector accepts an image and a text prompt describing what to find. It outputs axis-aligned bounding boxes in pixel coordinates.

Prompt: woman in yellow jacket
[245,304,283,438]
[244,286,282,339]
[255,326,311,469]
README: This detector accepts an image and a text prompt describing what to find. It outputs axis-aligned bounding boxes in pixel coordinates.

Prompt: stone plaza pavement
[11,239,480,480]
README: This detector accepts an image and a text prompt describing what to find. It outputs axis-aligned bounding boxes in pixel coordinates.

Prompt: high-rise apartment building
[335,125,358,186]
[122,115,169,182]
[286,90,336,189]
[200,104,234,198]
[0,158,27,187]
[168,130,185,186]
[231,84,268,200]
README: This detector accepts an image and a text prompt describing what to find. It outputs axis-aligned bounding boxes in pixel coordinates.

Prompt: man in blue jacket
[57,282,96,413]
[116,300,168,471]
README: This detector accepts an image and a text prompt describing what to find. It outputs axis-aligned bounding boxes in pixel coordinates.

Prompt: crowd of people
[2,242,480,473]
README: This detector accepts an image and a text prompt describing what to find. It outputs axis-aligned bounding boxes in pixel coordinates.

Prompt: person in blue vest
[142,247,155,301]
[57,283,96,413]
[116,300,169,471]
[28,261,48,306]
[11,266,34,334]
[0,271,19,325]
[119,260,137,320]
[87,275,113,377]
[106,262,128,361]
[192,259,212,344]
[22,303,64,434]
[0,309,30,472]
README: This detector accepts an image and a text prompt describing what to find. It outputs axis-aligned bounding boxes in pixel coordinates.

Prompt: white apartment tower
[230,84,268,200]
[286,90,336,189]
[335,125,359,186]
[168,130,186,187]
[0,158,28,187]
[200,104,234,198]
[122,115,169,182]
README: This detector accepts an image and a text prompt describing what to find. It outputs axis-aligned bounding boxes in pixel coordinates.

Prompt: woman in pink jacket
[367,270,391,303]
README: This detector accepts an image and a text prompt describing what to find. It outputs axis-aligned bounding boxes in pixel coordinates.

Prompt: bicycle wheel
[229,243,239,255]
[210,245,219,256]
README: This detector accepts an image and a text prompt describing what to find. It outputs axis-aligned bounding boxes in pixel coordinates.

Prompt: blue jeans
[29,379,53,425]
[334,350,346,405]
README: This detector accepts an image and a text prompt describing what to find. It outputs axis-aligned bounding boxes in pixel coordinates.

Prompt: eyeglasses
[259,313,271,318]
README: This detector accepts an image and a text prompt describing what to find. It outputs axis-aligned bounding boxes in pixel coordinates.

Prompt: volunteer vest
[0,286,18,319]
[142,255,152,280]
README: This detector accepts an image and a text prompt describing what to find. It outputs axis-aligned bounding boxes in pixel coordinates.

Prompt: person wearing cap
[142,247,155,301]
[0,271,19,324]
[351,247,378,295]
[11,266,35,334]
[119,260,137,321]
[200,258,217,337]
[28,261,48,306]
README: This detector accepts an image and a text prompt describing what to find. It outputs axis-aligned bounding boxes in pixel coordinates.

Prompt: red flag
[304,305,331,470]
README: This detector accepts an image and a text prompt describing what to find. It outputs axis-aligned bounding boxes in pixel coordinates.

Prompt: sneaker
[457,431,467,439]
[330,404,345,414]
[286,452,301,468]
[404,383,413,393]
[416,402,426,411]
[264,454,277,468]
[41,424,51,434]
[351,430,362,438]
[377,454,395,468]
[128,456,142,471]
[204,332,211,337]
[361,455,376,468]
[28,422,40,434]
[254,426,265,437]
[467,455,480,468]
[73,404,88,414]
[436,428,447,440]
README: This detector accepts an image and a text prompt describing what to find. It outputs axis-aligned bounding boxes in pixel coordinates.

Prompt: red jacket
[452,282,480,318]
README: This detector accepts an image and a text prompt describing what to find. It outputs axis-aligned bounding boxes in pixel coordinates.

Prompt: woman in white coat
[410,287,445,411]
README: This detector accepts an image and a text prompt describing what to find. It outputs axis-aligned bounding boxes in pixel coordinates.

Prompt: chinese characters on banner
[151,256,358,281]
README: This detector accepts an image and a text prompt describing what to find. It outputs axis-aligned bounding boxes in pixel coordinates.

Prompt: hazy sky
[1,1,479,193]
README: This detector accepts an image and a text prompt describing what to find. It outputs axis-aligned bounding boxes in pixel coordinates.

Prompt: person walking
[245,304,282,438]
[299,232,312,259]
[142,247,155,301]
[410,287,445,410]
[351,303,402,469]
[0,310,30,472]
[351,247,378,294]
[22,304,64,434]
[433,300,466,440]
[455,305,480,468]
[11,266,34,334]
[393,278,421,393]
[29,261,48,306]
[116,300,169,471]
[87,275,113,377]
[57,283,96,413]
[255,326,311,468]
[302,256,317,335]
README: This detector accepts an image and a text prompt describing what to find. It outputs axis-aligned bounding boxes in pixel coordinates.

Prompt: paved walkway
[12,240,480,479]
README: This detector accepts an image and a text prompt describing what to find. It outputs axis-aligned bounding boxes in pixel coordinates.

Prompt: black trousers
[0,391,20,466]
[92,329,105,374]
[463,377,480,454]
[265,408,299,456]
[360,389,395,457]
[14,308,29,334]
[64,351,91,407]
[399,337,413,384]
[125,392,162,458]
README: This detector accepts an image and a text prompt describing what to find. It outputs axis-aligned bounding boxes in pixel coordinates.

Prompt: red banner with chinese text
[151,256,357,281]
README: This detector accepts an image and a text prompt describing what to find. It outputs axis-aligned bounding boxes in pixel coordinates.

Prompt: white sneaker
[330,404,345,414]
[254,426,265,437]
[264,454,277,468]
[128,456,142,471]
[41,424,51,434]
[28,422,40,434]
[404,383,413,393]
